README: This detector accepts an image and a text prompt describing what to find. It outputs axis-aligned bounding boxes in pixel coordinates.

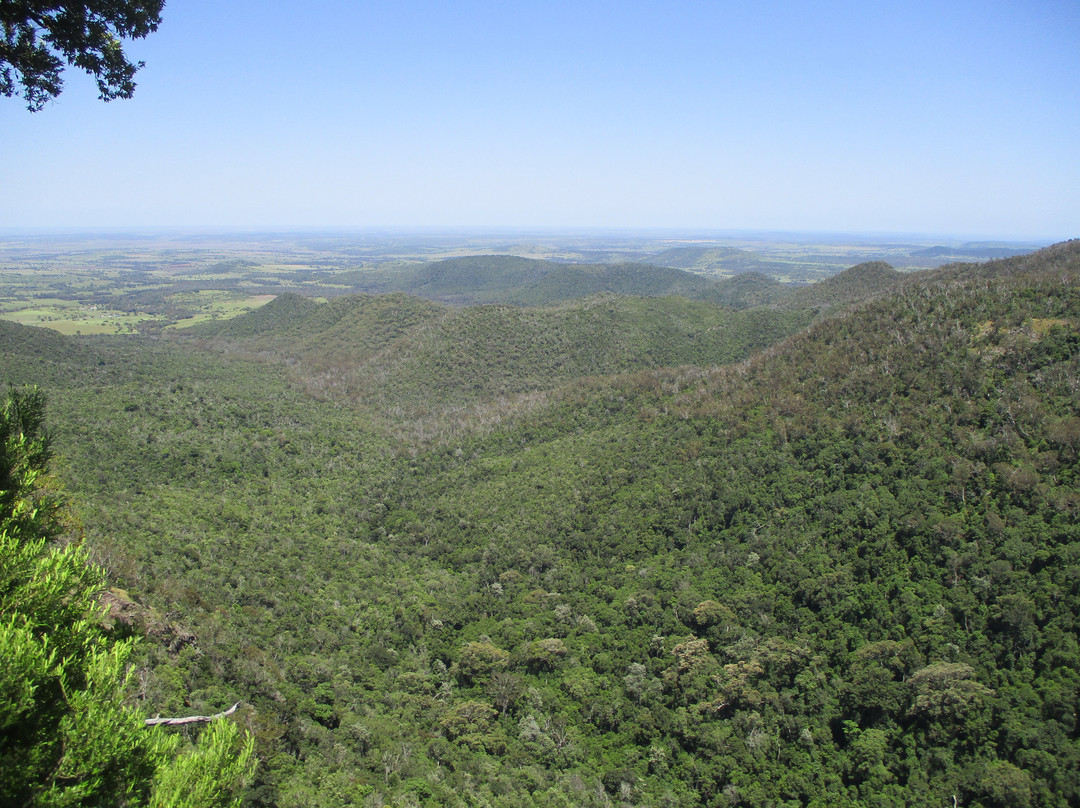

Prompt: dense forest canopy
[1,239,1078,806]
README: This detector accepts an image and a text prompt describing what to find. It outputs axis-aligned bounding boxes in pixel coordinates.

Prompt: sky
[2,0,1078,240]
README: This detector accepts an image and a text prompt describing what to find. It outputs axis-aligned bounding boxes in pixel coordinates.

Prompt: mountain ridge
[188,293,813,425]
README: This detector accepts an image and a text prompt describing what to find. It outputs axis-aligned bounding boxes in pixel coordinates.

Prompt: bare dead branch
[144,702,241,727]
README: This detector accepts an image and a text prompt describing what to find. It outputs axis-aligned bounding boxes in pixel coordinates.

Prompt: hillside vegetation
[696,272,793,309]
[333,256,717,306]
[780,261,905,312]
[188,293,812,435]
[1,240,1078,807]
[646,246,800,277]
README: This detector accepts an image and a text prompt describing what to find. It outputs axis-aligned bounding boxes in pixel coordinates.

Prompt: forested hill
[780,241,1080,315]
[2,240,1079,807]
[781,261,905,311]
[335,254,808,308]
[0,318,91,367]
[334,255,716,305]
[645,245,797,275]
[189,293,813,429]
[695,271,792,309]
[913,244,1038,260]
[925,238,1080,284]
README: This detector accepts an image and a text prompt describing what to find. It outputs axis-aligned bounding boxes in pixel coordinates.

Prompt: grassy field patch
[168,294,276,329]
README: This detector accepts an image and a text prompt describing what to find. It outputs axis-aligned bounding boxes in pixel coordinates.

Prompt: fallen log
[144,702,241,726]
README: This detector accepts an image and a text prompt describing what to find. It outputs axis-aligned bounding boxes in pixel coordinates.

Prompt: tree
[0,387,254,806]
[1,0,164,111]
[0,385,61,541]
[456,641,510,685]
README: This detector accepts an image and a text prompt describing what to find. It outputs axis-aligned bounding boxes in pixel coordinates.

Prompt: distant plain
[0,230,1044,334]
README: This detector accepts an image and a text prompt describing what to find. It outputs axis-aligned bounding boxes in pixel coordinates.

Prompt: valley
[1,235,1077,807]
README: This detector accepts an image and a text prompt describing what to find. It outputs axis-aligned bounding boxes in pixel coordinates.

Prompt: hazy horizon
[3,1,1077,240]
[0,225,1065,247]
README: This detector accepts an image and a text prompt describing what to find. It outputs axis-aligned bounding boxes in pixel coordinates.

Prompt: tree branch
[144,702,241,726]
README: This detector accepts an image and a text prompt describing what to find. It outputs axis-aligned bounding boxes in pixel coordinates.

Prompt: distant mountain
[696,271,794,309]
[337,255,715,306]
[407,255,556,301]
[646,245,796,275]
[646,245,749,269]
[913,244,1037,259]
[782,260,905,311]
[192,293,811,417]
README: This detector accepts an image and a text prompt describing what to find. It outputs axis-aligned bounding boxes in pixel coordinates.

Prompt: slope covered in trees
[2,241,1078,807]
[695,272,793,310]
[645,246,796,276]
[780,261,905,313]
[188,293,812,431]
[334,256,717,306]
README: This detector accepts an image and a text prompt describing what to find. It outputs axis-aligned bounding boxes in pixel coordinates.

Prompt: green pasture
[0,303,149,334]
[167,293,276,329]
[0,292,275,335]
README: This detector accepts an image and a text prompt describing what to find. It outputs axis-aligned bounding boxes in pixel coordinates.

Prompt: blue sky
[2,0,1077,239]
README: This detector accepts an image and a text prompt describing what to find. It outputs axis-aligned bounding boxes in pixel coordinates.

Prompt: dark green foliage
[0,319,88,362]
[0,0,164,111]
[198,292,320,338]
[7,240,1080,806]
[336,255,717,305]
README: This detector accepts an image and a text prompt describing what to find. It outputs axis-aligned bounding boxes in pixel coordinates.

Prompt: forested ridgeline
[327,254,806,307]
[182,293,813,437]
[0,241,1078,807]
[339,257,718,306]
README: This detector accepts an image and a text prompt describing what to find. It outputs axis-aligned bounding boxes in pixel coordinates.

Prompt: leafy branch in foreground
[0,0,164,111]
[0,386,254,807]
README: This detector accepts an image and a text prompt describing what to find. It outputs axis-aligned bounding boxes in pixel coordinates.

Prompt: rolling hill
[334,255,716,306]
[695,271,794,309]
[913,244,1037,260]
[189,292,813,428]
[781,260,906,311]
